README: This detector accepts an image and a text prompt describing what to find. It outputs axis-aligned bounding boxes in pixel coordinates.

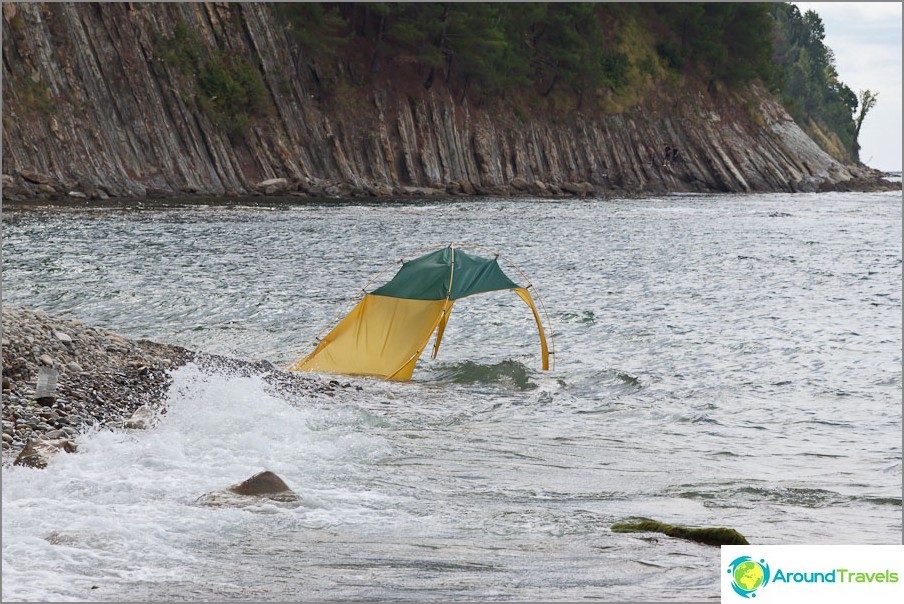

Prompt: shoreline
[1,307,351,466]
[2,172,900,212]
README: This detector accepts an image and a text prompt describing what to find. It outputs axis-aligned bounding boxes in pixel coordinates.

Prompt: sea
[1,190,901,601]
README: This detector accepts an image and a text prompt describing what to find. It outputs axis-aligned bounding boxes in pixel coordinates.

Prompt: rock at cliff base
[510,177,530,191]
[20,170,54,185]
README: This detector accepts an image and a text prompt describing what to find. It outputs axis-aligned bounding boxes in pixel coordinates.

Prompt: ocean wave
[427,359,539,391]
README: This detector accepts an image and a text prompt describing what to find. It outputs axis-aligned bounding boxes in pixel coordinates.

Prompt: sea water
[2,192,901,601]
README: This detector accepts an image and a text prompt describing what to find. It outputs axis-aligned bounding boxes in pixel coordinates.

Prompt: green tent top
[371,246,521,300]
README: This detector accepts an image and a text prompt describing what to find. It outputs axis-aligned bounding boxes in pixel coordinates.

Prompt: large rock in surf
[196,470,300,507]
[228,470,293,496]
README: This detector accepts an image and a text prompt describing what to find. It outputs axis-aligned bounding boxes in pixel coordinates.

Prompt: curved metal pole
[448,243,556,370]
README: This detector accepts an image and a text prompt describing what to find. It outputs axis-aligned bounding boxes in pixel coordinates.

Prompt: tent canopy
[289,244,551,381]
[372,246,520,300]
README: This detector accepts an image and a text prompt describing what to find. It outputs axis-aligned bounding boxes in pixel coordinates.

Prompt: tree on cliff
[273,2,782,108]
[854,89,878,145]
[770,3,861,163]
[647,3,779,90]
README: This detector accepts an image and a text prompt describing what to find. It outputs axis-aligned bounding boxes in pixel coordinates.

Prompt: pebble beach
[1,307,354,466]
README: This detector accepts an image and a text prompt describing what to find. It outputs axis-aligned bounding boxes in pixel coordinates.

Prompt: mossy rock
[611,518,749,546]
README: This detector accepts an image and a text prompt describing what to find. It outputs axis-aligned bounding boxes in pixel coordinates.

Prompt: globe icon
[733,560,765,592]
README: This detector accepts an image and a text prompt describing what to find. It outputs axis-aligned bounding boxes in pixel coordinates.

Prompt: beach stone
[65,362,83,373]
[13,438,78,469]
[38,354,55,366]
[124,405,154,429]
[54,331,73,343]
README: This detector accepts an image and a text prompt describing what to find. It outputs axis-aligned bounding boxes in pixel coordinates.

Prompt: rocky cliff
[1,2,894,202]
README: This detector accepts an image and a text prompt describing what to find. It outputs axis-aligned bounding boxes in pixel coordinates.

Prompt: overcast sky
[794,2,902,171]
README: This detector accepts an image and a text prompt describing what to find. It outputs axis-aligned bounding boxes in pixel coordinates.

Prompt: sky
[794,2,903,172]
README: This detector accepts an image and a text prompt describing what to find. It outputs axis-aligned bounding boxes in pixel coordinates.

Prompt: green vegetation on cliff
[770,3,867,163]
[154,21,270,137]
[147,2,866,162]
[272,2,781,107]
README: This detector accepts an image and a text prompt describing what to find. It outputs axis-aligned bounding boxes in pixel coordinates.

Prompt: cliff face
[0,2,890,202]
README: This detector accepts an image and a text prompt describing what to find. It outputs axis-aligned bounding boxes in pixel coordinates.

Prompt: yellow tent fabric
[290,295,449,380]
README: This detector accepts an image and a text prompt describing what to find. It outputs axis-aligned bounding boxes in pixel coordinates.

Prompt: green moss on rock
[611,518,749,546]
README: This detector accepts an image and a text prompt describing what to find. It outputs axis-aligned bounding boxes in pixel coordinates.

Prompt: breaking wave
[427,359,539,391]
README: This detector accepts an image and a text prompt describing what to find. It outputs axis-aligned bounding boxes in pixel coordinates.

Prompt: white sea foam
[1,363,394,601]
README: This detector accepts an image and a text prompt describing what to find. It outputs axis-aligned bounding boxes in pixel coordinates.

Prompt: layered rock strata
[2,2,895,204]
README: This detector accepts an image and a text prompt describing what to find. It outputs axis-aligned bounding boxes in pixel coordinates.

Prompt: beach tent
[289,244,552,381]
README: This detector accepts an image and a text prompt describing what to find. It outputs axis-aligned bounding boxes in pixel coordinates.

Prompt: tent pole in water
[496,254,556,371]
[450,243,556,371]
[385,244,457,381]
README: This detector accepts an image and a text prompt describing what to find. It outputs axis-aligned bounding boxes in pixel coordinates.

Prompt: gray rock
[19,170,54,185]
[531,181,549,195]
[561,181,593,196]
[255,177,288,190]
